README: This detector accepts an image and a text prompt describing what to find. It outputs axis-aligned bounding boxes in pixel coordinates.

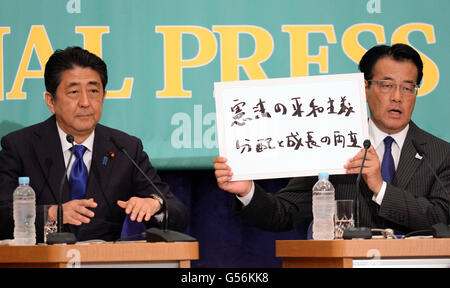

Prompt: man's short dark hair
[359,43,423,86]
[44,46,108,97]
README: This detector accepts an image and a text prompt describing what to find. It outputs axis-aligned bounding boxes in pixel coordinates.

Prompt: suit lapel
[33,116,69,203]
[85,125,116,200]
[394,122,426,189]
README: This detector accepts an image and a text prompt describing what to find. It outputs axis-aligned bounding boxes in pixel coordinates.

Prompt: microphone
[90,160,114,215]
[109,136,196,242]
[412,139,450,238]
[343,139,373,239]
[46,134,77,245]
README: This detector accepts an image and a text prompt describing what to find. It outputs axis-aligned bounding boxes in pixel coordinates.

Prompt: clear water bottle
[13,177,36,245]
[312,172,335,240]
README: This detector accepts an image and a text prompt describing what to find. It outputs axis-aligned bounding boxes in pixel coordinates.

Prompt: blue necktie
[69,145,88,200]
[381,136,395,184]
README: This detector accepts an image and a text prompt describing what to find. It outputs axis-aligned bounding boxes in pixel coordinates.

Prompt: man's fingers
[214,160,233,185]
[130,202,142,221]
[144,210,152,222]
[62,199,97,225]
[68,213,91,225]
[214,163,231,172]
[124,200,136,215]
[75,205,95,218]
[117,197,161,222]
[215,169,233,180]
[117,200,127,209]
[213,156,228,164]
[65,209,91,226]
[345,146,377,170]
[136,208,149,223]
[79,198,98,208]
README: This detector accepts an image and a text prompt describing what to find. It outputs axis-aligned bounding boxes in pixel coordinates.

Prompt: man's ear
[44,92,56,114]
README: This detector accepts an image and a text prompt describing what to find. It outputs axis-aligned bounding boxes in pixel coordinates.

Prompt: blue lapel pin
[103,152,115,166]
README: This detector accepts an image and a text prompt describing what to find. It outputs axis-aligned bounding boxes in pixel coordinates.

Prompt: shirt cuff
[153,214,165,222]
[372,181,387,205]
[236,181,255,207]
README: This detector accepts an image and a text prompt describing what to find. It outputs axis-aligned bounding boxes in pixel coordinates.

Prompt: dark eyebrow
[88,81,101,88]
[380,77,416,85]
[64,81,101,90]
[64,82,80,90]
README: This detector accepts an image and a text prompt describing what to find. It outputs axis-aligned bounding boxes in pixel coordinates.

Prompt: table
[276,238,450,268]
[0,241,199,268]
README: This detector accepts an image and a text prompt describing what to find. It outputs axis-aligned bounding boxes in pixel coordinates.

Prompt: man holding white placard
[214,44,449,235]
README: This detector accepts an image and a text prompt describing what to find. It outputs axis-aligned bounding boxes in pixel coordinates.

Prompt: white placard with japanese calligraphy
[214,73,369,181]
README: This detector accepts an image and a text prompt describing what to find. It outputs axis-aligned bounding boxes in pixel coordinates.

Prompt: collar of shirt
[368,118,409,169]
[56,122,95,175]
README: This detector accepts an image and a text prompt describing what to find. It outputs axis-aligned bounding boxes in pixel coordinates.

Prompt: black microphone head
[363,139,371,149]
[109,136,124,151]
[66,134,74,144]
[412,139,424,156]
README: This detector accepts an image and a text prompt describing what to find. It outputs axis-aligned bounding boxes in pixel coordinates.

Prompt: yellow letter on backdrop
[76,26,134,99]
[212,25,273,82]
[155,26,217,98]
[342,23,386,64]
[0,27,11,101]
[282,25,337,77]
[6,25,53,100]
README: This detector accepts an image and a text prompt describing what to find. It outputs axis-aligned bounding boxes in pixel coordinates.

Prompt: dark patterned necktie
[381,136,395,184]
[69,145,88,200]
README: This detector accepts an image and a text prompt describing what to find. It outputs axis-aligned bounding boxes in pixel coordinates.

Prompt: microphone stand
[46,135,77,245]
[110,136,196,242]
[343,140,372,239]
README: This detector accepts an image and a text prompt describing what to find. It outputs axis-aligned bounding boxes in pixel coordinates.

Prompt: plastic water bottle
[312,172,335,240]
[13,177,36,245]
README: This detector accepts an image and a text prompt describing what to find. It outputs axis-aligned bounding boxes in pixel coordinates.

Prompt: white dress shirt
[237,118,410,206]
[56,123,95,180]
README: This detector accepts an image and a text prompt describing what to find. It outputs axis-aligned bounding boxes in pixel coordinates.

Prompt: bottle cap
[18,177,30,184]
[318,172,329,180]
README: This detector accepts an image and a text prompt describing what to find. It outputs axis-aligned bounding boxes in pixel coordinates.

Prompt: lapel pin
[415,153,423,160]
[103,152,115,166]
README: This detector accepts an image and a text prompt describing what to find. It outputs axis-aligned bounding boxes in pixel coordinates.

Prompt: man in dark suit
[0,46,188,242]
[214,44,450,235]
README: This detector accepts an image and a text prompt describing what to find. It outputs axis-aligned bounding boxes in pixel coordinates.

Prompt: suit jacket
[234,121,450,235]
[0,116,188,242]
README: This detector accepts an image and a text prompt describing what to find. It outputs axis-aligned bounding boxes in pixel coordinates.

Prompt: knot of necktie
[383,136,394,148]
[72,145,87,159]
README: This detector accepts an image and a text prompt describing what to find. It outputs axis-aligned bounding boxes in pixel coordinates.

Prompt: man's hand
[48,198,98,226]
[344,146,384,194]
[117,196,161,222]
[213,156,252,197]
